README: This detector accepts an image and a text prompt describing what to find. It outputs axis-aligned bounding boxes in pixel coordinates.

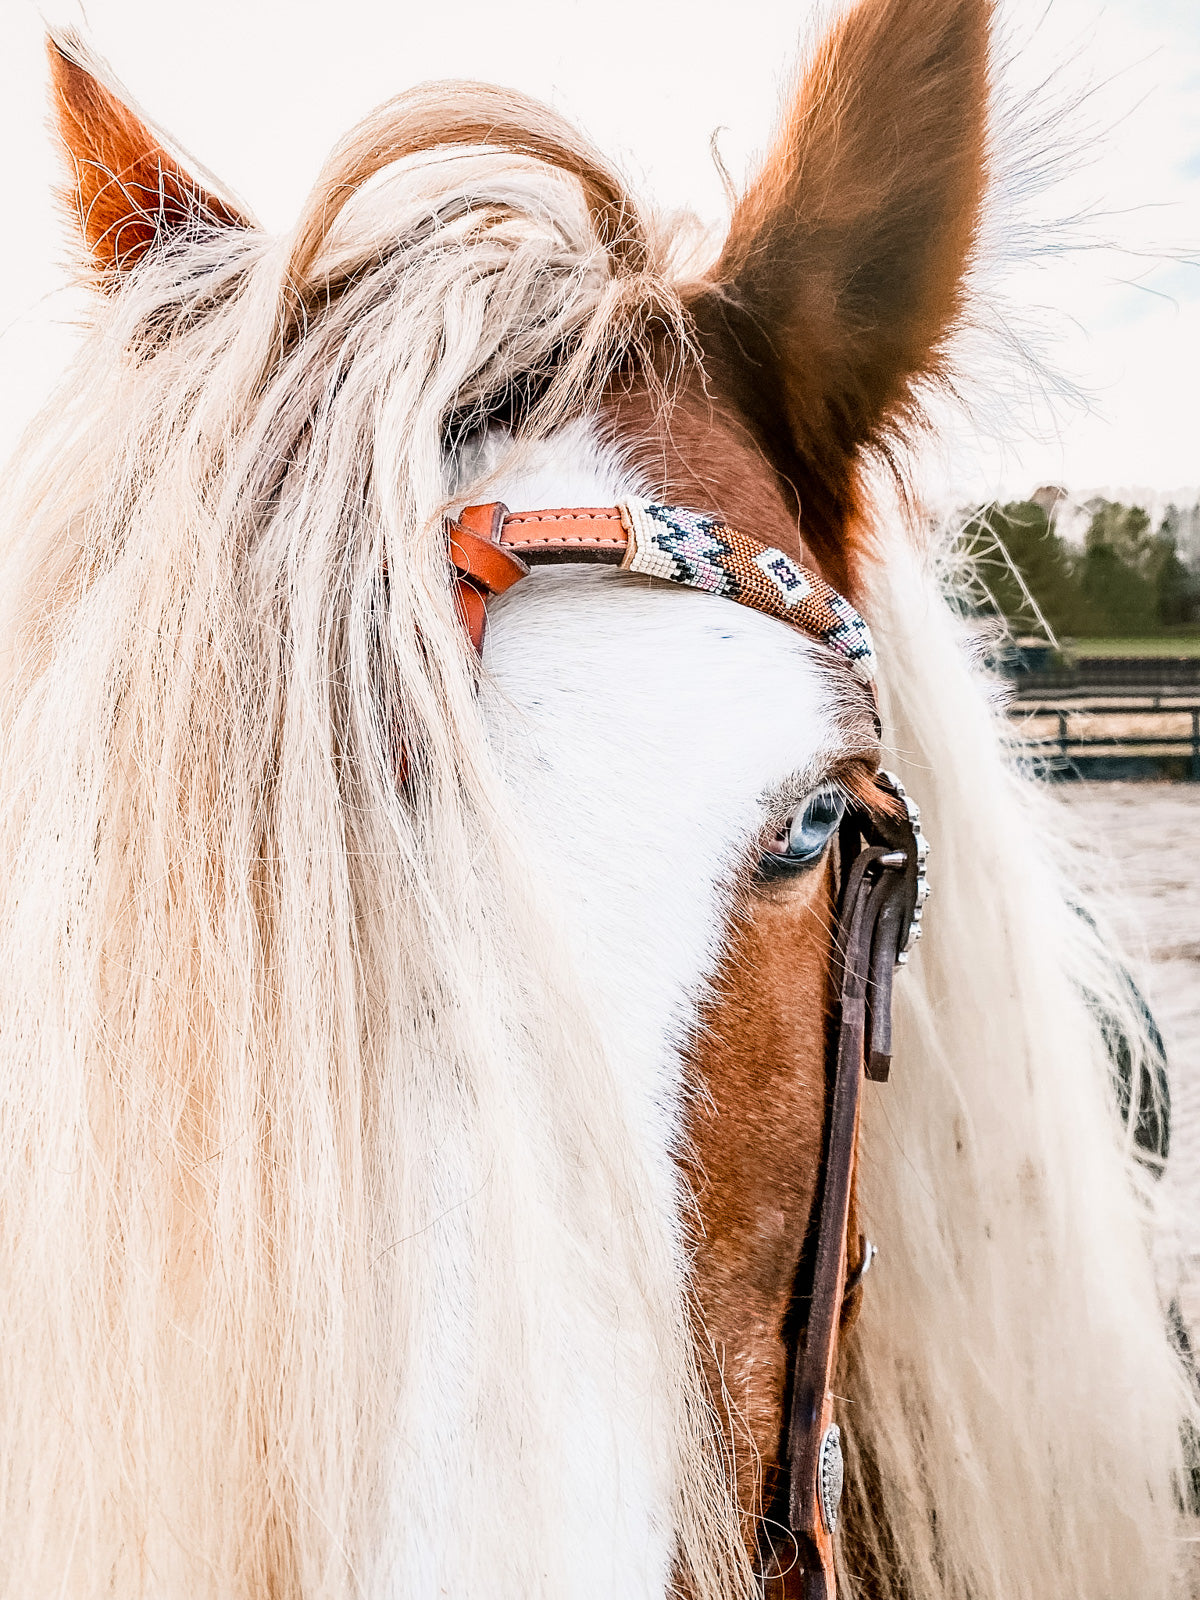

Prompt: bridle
[775,770,926,1598]
[444,498,928,1600]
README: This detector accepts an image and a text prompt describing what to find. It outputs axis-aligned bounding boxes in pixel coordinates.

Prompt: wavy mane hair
[0,14,1194,1599]
[0,60,751,1598]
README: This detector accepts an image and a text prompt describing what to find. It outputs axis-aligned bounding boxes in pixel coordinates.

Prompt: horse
[0,1,1193,1595]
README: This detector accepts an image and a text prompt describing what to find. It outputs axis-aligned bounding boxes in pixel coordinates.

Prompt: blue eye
[760,786,847,876]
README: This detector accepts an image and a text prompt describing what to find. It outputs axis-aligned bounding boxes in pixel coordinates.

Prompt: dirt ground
[1058,783,1200,1310]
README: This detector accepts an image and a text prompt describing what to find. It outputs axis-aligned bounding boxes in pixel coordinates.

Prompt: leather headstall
[772,772,927,1600]
[443,498,926,1599]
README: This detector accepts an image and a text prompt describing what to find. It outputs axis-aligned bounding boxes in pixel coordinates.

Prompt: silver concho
[818,1423,845,1534]
[877,769,930,966]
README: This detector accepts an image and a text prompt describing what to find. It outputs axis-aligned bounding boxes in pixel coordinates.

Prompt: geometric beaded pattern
[619,497,877,685]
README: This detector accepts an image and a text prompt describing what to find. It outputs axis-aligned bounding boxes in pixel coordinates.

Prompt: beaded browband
[447,497,877,683]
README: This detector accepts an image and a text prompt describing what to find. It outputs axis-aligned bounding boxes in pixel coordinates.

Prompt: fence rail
[1007,701,1200,781]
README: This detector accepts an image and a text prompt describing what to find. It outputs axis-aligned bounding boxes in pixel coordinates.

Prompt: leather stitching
[506,535,626,548]
[504,511,621,524]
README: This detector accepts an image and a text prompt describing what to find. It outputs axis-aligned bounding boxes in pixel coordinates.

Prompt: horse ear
[47,31,252,285]
[690,0,991,574]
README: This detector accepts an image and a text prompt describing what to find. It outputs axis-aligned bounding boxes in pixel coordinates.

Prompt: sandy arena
[1058,783,1200,1313]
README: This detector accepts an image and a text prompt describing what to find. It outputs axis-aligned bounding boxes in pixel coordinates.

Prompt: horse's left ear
[690,0,991,573]
[47,31,252,285]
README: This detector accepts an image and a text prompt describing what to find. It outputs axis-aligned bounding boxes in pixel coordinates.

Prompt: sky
[0,0,1196,509]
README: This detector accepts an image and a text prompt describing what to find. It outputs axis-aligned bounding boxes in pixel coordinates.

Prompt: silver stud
[818,1424,845,1533]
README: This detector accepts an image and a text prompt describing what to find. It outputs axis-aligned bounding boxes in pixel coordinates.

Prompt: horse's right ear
[47,31,252,286]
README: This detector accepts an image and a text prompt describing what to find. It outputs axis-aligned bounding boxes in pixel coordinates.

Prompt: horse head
[0,4,1187,1597]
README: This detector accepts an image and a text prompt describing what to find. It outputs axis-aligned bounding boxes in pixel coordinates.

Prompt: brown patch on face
[47,34,250,283]
[844,763,905,821]
[605,355,885,1561]
[604,373,841,590]
[682,855,837,1549]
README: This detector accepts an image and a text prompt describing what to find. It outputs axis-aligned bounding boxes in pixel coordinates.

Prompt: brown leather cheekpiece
[768,783,922,1600]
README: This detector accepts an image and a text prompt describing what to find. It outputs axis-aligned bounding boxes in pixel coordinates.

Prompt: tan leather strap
[496,506,629,560]
[448,504,627,653]
[449,503,531,652]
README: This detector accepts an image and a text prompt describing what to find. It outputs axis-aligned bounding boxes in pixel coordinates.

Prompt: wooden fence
[1007,695,1200,781]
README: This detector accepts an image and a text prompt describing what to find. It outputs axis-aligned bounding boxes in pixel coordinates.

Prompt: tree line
[963,500,1200,639]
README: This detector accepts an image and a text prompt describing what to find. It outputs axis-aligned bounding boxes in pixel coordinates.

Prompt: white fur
[445,421,845,1596]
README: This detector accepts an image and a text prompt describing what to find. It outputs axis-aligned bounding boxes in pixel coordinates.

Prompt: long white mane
[0,71,1192,1600]
[849,541,1194,1594]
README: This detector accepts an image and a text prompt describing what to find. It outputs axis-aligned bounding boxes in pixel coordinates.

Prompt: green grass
[1065,636,1200,659]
